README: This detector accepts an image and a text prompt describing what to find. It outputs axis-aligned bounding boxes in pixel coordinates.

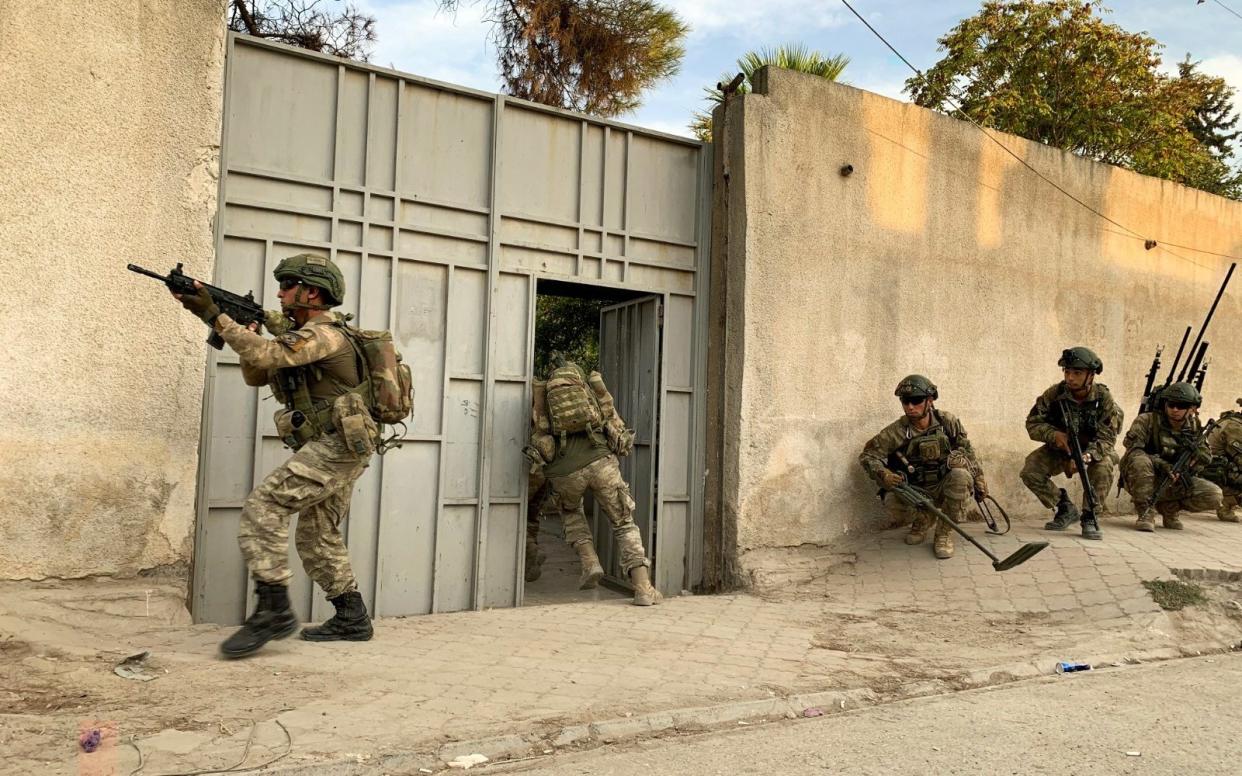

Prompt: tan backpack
[545,364,603,436]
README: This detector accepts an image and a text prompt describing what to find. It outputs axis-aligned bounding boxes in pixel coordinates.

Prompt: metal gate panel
[194,34,708,623]
[594,297,660,579]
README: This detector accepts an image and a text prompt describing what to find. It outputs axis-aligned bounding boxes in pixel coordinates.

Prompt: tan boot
[933,522,954,560]
[630,566,663,606]
[574,541,604,589]
[905,514,930,545]
[1161,512,1184,530]
[1218,504,1239,523]
[1134,507,1156,532]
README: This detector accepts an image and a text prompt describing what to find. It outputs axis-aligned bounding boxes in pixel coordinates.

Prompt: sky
[353,0,1242,139]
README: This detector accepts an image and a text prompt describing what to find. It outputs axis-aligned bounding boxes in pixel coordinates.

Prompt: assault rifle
[1058,399,1103,540]
[889,483,1048,571]
[1138,263,1235,415]
[128,263,266,350]
[1142,418,1218,516]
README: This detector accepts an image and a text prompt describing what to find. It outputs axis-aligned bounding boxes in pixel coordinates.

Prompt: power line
[1204,0,1242,24]
[838,0,1242,267]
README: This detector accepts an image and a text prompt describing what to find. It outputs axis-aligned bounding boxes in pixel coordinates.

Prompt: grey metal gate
[192,34,710,623]
[593,296,660,582]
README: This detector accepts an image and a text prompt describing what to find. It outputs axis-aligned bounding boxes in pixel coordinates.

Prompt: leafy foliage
[439,1,687,117]
[534,295,607,377]
[229,0,376,60]
[691,45,849,142]
[907,0,1240,198]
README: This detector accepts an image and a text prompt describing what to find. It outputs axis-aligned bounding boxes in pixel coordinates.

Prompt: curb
[266,638,1241,774]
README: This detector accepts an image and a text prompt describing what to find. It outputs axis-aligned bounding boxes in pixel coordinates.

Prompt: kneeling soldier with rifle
[859,375,986,560]
[1121,382,1222,531]
[1022,347,1122,541]
[1205,399,1242,524]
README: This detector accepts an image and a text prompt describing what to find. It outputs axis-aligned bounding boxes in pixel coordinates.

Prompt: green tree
[907,0,1238,198]
[437,1,687,117]
[534,296,607,377]
[1179,57,1241,157]
[229,0,376,60]
[691,45,849,142]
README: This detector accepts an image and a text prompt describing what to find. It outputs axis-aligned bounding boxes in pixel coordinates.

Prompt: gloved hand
[973,475,989,501]
[878,469,904,489]
[1051,431,1070,454]
[178,286,220,325]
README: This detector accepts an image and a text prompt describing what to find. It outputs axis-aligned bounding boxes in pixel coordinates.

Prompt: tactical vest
[1204,412,1242,488]
[271,322,363,450]
[1051,395,1103,446]
[1143,414,1202,464]
[888,412,957,487]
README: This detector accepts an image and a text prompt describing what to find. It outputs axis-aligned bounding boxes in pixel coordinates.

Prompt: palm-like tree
[691,45,849,141]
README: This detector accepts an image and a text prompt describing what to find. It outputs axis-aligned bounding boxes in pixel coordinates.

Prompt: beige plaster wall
[711,69,1242,585]
[0,1,228,578]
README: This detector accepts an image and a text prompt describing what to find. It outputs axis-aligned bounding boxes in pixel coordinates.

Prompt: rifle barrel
[1165,326,1191,386]
[127,264,167,282]
[1179,262,1235,381]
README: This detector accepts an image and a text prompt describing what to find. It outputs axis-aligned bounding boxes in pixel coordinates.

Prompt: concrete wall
[708,68,1242,587]
[0,1,228,578]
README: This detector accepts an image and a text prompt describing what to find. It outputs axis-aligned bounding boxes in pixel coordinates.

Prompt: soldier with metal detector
[1022,347,1122,541]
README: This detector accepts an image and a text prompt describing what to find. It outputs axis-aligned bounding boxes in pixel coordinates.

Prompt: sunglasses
[900,397,928,406]
[1166,402,1193,410]
[278,279,302,291]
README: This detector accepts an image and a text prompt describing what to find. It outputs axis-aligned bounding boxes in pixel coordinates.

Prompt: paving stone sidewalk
[4,513,1241,775]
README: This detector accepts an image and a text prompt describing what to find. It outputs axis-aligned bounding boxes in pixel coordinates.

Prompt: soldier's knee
[943,469,972,498]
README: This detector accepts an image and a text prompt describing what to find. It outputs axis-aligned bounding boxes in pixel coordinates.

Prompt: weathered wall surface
[709,69,1242,586]
[0,1,228,578]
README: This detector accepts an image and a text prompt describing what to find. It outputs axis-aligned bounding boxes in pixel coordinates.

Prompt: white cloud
[1198,54,1242,96]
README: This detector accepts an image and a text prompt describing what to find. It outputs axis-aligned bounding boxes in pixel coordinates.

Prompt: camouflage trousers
[889,468,973,525]
[238,433,369,598]
[549,454,648,572]
[1121,451,1223,516]
[1021,446,1115,512]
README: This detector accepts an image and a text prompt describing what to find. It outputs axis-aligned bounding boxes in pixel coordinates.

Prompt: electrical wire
[839,0,1242,267]
[1206,0,1242,24]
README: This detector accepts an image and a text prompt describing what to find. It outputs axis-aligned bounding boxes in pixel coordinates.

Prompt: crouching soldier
[1121,382,1222,531]
[528,359,657,604]
[1022,347,1121,540]
[859,375,987,559]
[173,254,379,658]
[1204,398,1242,524]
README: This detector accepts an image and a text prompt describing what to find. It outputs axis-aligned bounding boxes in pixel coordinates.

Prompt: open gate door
[593,296,662,584]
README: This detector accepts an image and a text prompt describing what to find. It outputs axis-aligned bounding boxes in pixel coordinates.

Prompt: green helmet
[1057,346,1103,374]
[1160,382,1203,407]
[274,253,345,307]
[895,374,938,400]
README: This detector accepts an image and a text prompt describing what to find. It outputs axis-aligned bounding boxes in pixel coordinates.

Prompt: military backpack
[545,364,603,436]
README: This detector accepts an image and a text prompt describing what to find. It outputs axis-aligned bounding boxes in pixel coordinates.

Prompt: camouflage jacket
[1122,411,1213,470]
[1206,410,1242,487]
[859,409,982,488]
[1025,382,1122,461]
[215,311,359,400]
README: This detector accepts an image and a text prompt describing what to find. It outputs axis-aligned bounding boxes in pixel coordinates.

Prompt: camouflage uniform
[859,409,982,544]
[550,455,647,572]
[218,311,371,596]
[1205,405,1242,522]
[1022,382,1122,512]
[1121,412,1222,520]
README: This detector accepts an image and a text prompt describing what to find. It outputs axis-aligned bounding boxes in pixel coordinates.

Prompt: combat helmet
[274,253,345,307]
[1057,346,1103,374]
[895,374,938,401]
[1160,382,1203,407]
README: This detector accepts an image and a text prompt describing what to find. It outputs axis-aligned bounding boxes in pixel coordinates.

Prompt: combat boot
[1218,503,1239,523]
[630,565,663,606]
[524,539,545,582]
[1161,512,1185,530]
[574,540,604,589]
[301,590,373,642]
[905,514,930,545]
[1080,514,1103,541]
[1044,489,1081,531]
[1134,506,1157,532]
[933,522,954,560]
[219,581,299,659]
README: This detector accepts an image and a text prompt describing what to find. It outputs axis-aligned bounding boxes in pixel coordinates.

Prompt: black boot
[219,581,300,659]
[301,591,373,642]
[1044,489,1081,531]
[1080,512,1103,540]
